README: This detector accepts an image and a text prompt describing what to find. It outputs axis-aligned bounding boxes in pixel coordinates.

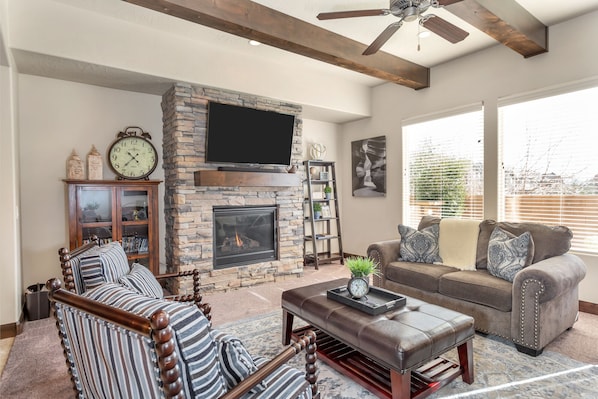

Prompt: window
[403,106,484,227]
[499,84,598,254]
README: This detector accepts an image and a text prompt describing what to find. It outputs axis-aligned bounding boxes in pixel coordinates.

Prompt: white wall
[339,11,598,303]
[0,0,23,327]
[18,75,164,290]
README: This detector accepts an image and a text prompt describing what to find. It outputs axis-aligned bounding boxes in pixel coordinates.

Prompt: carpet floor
[2,312,597,399]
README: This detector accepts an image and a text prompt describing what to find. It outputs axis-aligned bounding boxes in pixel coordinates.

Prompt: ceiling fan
[317,0,469,55]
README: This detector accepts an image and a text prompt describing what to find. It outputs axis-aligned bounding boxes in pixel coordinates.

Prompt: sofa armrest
[511,253,586,353]
[367,239,401,287]
[513,253,587,304]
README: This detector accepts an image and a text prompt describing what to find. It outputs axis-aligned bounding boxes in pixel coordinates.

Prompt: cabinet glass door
[121,189,150,266]
[78,187,113,246]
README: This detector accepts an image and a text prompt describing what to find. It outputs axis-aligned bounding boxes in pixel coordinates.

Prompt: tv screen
[206,102,295,165]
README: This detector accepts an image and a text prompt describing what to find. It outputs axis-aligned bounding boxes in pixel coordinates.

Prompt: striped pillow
[118,263,164,298]
[83,283,227,399]
[79,255,105,291]
[77,242,131,293]
[211,329,267,393]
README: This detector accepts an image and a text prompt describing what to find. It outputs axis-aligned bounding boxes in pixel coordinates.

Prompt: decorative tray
[327,285,406,315]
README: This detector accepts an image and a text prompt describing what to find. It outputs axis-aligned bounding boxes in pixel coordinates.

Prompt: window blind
[403,106,484,227]
[499,84,598,254]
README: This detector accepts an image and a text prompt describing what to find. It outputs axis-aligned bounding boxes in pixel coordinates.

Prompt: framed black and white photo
[351,135,386,197]
[321,205,331,218]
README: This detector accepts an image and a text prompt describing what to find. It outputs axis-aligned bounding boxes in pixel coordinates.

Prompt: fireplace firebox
[213,205,278,269]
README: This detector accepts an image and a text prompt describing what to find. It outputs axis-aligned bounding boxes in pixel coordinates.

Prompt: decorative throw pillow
[487,227,535,282]
[118,263,164,299]
[398,224,443,264]
[80,254,105,291]
[211,329,267,393]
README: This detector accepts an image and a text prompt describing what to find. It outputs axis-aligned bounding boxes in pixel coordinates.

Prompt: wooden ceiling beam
[123,0,430,89]
[444,0,548,57]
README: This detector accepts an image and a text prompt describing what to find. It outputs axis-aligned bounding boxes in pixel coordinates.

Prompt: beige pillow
[438,219,481,270]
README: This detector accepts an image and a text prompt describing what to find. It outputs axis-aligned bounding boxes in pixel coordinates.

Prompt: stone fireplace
[161,83,305,293]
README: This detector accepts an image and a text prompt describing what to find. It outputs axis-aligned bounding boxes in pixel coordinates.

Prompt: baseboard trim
[0,312,25,339]
[580,300,598,315]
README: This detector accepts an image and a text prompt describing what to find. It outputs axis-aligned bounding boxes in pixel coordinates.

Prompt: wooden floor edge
[579,300,598,315]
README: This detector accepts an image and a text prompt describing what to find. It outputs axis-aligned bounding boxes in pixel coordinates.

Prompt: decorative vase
[314,211,321,219]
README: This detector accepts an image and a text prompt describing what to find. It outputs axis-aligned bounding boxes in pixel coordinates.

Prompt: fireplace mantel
[194,170,301,187]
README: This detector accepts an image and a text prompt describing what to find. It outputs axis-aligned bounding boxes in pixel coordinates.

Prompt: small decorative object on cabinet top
[108,126,158,180]
[87,145,103,180]
[309,143,327,160]
[66,149,84,180]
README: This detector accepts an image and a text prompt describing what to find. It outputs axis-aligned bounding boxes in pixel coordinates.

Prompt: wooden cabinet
[64,180,161,274]
[303,161,344,269]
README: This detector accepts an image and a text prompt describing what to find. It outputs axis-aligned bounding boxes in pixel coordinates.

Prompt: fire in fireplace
[213,205,278,268]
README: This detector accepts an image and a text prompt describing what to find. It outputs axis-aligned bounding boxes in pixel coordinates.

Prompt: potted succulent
[345,256,379,299]
[324,185,332,199]
[313,202,322,219]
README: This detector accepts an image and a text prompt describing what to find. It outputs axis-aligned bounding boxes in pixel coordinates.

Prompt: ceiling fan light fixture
[418,30,431,38]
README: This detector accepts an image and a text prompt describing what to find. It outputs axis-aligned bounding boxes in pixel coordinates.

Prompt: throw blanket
[438,219,481,270]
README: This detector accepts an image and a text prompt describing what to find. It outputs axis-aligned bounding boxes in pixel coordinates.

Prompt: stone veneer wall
[161,83,305,293]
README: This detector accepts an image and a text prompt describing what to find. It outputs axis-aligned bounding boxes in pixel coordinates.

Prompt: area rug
[1,313,597,399]
[221,311,598,399]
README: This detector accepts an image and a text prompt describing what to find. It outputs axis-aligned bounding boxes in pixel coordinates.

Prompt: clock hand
[124,153,140,167]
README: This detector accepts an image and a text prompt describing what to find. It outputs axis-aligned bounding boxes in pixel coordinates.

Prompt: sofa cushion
[398,224,442,264]
[477,220,572,269]
[211,329,267,394]
[487,227,535,282]
[118,263,164,299]
[84,283,227,399]
[386,261,459,293]
[438,219,481,271]
[417,215,440,230]
[439,270,513,312]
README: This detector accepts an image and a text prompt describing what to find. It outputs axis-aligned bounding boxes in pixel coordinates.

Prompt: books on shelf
[122,236,149,254]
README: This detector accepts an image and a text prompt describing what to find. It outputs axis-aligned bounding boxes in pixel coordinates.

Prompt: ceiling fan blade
[435,0,464,6]
[317,9,390,20]
[422,15,469,43]
[363,21,403,56]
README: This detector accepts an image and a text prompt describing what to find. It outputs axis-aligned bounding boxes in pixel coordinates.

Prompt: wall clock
[108,126,158,180]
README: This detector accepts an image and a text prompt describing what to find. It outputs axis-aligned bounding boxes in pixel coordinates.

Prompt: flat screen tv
[206,102,295,166]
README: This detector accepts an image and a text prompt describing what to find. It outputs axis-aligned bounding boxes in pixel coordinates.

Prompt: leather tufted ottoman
[282,278,474,399]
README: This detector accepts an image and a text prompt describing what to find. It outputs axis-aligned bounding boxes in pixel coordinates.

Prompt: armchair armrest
[156,269,212,321]
[219,330,319,399]
[367,239,402,287]
[513,253,587,304]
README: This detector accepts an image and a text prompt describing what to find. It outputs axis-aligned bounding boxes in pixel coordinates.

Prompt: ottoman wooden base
[293,325,472,399]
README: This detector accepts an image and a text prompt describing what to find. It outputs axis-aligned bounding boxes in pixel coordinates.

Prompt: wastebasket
[25,283,50,320]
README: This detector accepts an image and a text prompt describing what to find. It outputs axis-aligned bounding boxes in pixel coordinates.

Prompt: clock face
[108,136,158,180]
[347,277,369,299]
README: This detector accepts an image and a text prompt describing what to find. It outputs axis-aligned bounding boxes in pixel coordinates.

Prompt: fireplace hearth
[213,205,278,269]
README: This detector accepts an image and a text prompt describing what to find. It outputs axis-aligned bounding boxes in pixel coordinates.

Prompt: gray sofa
[367,216,587,356]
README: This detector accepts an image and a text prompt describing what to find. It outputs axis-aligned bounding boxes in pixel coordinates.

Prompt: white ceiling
[10,0,598,122]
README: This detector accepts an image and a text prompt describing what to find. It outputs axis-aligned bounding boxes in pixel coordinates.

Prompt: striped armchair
[47,279,319,399]
[58,237,210,319]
